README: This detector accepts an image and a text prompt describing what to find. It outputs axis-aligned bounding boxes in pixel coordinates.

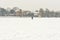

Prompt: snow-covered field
[0,17,60,40]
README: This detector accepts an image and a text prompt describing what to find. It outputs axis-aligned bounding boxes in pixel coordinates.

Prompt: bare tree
[39,8,44,17]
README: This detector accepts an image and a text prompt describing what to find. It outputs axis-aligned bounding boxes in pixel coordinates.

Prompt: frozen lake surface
[0,17,60,40]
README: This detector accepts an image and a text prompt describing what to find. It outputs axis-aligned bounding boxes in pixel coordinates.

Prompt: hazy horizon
[0,0,60,11]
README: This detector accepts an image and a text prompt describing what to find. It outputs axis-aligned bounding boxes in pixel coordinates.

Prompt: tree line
[0,7,60,17]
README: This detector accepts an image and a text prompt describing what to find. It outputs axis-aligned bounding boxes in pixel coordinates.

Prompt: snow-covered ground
[0,17,60,40]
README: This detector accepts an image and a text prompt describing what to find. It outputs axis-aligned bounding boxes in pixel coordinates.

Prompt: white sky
[0,0,60,11]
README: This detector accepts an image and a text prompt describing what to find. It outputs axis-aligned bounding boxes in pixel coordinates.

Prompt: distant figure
[32,17,33,19]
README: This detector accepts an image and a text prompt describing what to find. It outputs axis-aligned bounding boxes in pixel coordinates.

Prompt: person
[32,16,33,19]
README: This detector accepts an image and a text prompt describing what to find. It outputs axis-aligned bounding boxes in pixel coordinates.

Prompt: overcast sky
[0,0,60,11]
